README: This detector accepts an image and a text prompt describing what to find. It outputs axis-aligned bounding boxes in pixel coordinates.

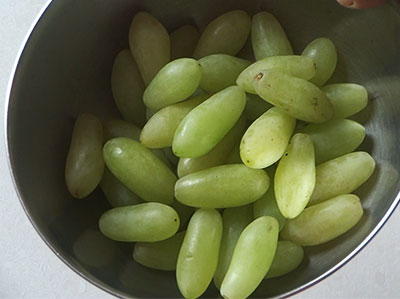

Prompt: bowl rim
[4,1,400,298]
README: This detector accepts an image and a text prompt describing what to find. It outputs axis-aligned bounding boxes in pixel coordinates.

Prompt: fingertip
[337,0,356,8]
[337,0,386,9]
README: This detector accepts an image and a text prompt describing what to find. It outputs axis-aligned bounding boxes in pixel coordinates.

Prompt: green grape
[65,114,104,199]
[236,55,316,94]
[177,209,223,299]
[310,152,375,205]
[281,194,363,246]
[129,12,170,86]
[173,86,246,158]
[226,143,242,164]
[244,93,273,121]
[99,202,180,242]
[299,119,366,164]
[214,205,253,289]
[103,137,177,204]
[275,133,315,219]
[111,50,146,126]
[253,168,286,230]
[175,164,269,208]
[143,58,203,110]
[103,119,141,143]
[323,83,368,119]
[133,231,185,271]
[177,115,246,177]
[220,216,279,299]
[100,169,143,208]
[171,25,200,59]
[253,69,334,123]
[240,107,296,169]
[193,10,251,58]
[265,241,304,279]
[251,12,293,60]
[170,200,195,231]
[302,37,337,86]
[140,94,209,148]
[163,147,180,167]
[199,54,251,92]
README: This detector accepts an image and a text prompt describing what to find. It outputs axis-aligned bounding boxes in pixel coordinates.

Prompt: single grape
[143,58,202,110]
[275,133,316,219]
[310,151,375,205]
[129,12,170,86]
[299,119,366,164]
[193,10,251,58]
[323,83,368,119]
[175,164,269,208]
[302,37,337,86]
[111,50,146,126]
[220,216,279,299]
[173,86,246,158]
[99,202,180,242]
[253,69,334,123]
[177,209,223,299]
[240,107,296,169]
[251,11,293,60]
[65,114,104,199]
[281,194,363,246]
[103,137,177,204]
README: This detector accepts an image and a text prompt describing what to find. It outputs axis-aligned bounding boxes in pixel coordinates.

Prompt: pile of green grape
[65,9,375,299]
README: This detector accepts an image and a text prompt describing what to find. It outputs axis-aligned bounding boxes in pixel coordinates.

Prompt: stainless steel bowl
[6,0,400,297]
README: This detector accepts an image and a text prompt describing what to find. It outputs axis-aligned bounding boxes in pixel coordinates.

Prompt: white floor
[1,0,399,298]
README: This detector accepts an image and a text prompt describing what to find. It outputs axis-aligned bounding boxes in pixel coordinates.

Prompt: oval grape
[253,69,334,123]
[220,216,279,299]
[143,58,202,110]
[281,194,363,246]
[310,152,375,205]
[275,133,316,219]
[103,137,177,204]
[323,83,368,119]
[175,164,270,208]
[129,12,170,85]
[193,10,251,58]
[111,50,146,126]
[241,107,296,169]
[99,202,180,242]
[302,37,337,87]
[65,114,104,199]
[177,209,223,298]
[299,119,366,164]
[252,11,293,60]
[173,86,246,158]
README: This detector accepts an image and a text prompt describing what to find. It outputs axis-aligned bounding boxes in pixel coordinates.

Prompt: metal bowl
[6,0,400,297]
